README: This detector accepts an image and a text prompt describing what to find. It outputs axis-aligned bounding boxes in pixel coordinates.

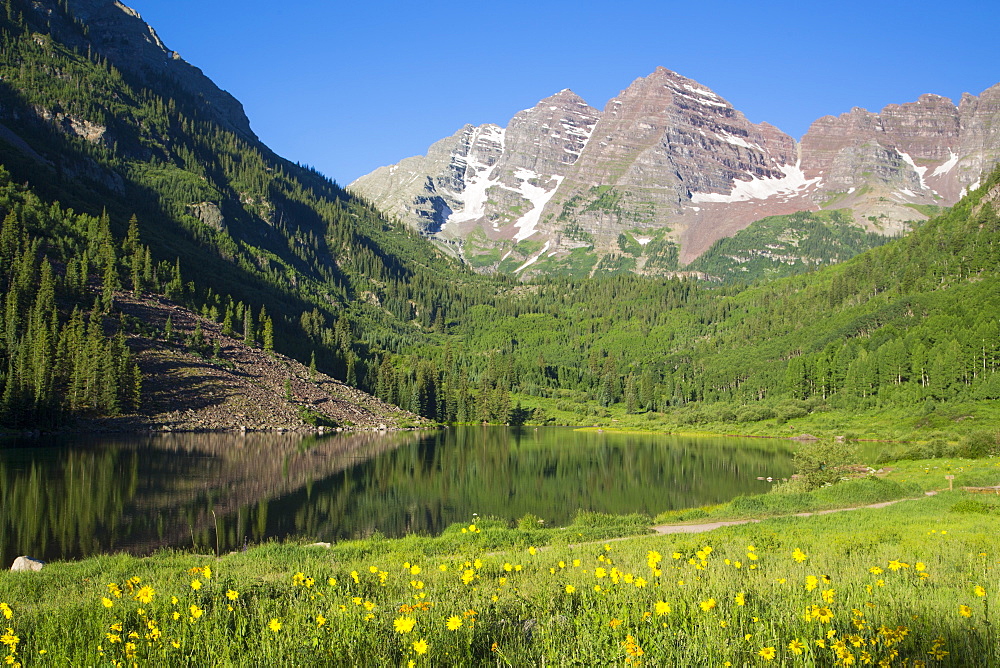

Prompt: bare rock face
[538,68,804,264]
[349,124,503,238]
[351,90,600,260]
[33,106,108,143]
[350,69,1000,275]
[188,202,226,231]
[797,85,1000,232]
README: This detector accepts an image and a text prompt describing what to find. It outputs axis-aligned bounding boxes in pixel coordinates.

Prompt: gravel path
[649,491,938,536]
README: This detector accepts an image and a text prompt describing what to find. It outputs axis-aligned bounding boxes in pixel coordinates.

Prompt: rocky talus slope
[78,293,423,433]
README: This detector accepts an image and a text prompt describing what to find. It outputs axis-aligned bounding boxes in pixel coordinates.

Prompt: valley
[0,3,999,665]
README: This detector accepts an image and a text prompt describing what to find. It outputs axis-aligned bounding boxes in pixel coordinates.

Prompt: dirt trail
[649,492,937,536]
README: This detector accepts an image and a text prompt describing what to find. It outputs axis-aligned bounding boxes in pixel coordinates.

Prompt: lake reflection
[0,428,793,564]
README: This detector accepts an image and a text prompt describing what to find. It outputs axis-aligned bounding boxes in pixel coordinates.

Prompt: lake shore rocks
[10,556,44,572]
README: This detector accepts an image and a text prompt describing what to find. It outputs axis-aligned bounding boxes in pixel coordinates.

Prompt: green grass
[511,392,1000,447]
[2,477,998,665]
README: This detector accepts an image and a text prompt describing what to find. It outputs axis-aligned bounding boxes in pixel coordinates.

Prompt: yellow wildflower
[759,646,776,661]
[268,618,282,632]
[226,589,239,601]
[788,639,805,655]
[792,548,807,563]
[412,639,429,654]
[394,617,417,633]
[190,579,202,591]
[1,629,19,650]
[959,605,972,618]
[735,592,746,606]
[0,604,10,620]
[101,597,113,608]
[565,585,576,594]
[135,585,155,604]
[446,616,462,631]
[699,598,717,612]
[655,600,671,615]
[974,586,986,597]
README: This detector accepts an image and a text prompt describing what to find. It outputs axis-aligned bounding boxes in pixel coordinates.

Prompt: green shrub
[955,430,1000,458]
[812,477,919,507]
[792,439,859,490]
[949,499,996,514]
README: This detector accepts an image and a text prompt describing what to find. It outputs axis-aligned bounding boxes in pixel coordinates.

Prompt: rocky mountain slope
[351,67,1000,276]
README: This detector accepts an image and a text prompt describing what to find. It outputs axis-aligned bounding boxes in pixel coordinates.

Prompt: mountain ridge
[351,68,1000,276]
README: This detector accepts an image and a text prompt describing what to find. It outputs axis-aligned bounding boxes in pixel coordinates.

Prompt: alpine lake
[0,427,794,566]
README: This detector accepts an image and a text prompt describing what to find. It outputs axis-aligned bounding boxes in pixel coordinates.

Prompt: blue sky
[126,0,1000,185]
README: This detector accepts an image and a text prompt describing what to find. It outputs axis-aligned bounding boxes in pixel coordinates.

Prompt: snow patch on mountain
[690,162,820,204]
[513,170,564,242]
[515,240,551,273]
[897,150,928,189]
[442,126,506,228]
[931,150,960,177]
[717,130,762,151]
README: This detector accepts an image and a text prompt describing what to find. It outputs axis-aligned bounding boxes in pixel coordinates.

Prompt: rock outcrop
[37,0,258,140]
[351,69,1000,275]
[10,556,44,572]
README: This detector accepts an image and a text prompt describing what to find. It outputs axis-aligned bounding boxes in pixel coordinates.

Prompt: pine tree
[243,308,255,346]
[222,301,234,336]
[262,313,274,353]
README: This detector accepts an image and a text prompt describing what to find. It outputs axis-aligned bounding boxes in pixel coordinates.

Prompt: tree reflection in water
[0,428,793,564]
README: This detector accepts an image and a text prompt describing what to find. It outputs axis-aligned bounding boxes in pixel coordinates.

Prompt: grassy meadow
[1,456,999,666]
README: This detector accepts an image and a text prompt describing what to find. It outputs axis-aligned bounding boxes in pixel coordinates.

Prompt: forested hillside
[685,210,897,283]
[0,0,493,426]
[372,169,1000,426]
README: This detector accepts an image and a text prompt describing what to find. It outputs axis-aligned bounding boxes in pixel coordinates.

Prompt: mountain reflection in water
[0,428,793,564]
